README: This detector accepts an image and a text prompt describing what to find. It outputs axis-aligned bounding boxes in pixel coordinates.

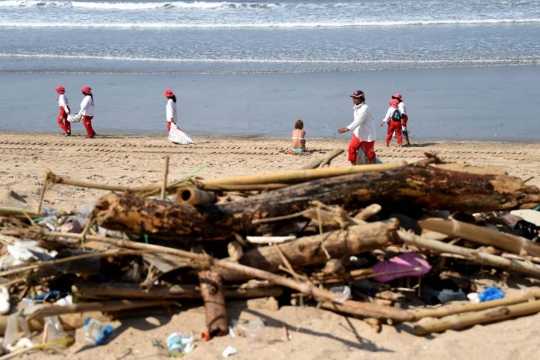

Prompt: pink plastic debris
[372,253,431,282]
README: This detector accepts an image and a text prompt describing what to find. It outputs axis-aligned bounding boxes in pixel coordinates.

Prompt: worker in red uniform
[380,99,403,147]
[55,86,71,136]
[392,93,410,145]
[77,86,96,138]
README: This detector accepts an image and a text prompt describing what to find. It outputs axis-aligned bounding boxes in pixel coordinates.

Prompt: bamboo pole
[45,231,210,263]
[42,167,204,197]
[44,170,160,192]
[413,300,540,336]
[200,163,404,186]
[0,207,43,217]
[199,183,288,191]
[36,180,48,215]
[397,231,540,277]
[176,186,216,205]
[160,156,169,200]
[410,288,540,321]
[26,300,174,320]
[0,248,144,278]
[419,218,540,257]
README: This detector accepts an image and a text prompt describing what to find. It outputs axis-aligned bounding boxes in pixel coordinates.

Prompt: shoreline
[1,131,539,145]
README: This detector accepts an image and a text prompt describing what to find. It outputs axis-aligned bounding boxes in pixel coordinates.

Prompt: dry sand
[1,132,540,360]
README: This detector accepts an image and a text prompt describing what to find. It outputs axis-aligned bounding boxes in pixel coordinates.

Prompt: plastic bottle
[83,318,114,345]
[329,285,352,303]
[166,332,194,357]
[44,316,68,351]
[245,318,266,349]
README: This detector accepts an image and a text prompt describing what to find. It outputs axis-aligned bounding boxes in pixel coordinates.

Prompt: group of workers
[55,85,96,138]
[56,86,410,166]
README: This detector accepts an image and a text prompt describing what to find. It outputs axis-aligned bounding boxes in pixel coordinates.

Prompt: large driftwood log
[91,165,540,240]
[215,220,397,282]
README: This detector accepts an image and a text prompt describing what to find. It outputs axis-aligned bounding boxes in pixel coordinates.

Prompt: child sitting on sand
[289,119,306,154]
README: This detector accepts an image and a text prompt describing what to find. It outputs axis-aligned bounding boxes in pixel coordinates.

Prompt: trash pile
[0,152,540,358]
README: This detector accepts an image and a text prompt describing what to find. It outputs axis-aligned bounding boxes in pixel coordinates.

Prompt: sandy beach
[1,132,539,213]
[1,132,540,360]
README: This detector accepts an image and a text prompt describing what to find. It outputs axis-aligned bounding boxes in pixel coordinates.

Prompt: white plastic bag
[356,146,383,165]
[67,113,81,123]
[168,123,196,145]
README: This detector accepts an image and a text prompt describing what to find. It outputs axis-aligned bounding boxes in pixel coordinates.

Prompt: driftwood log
[320,300,415,322]
[91,165,540,240]
[72,282,283,300]
[215,220,397,282]
[199,271,228,336]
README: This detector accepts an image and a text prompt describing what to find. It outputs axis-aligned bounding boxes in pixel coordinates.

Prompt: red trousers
[401,114,408,128]
[57,107,71,133]
[386,120,402,145]
[167,122,172,132]
[82,115,95,137]
[348,134,376,164]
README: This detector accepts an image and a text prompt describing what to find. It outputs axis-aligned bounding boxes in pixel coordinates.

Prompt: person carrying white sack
[163,89,178,132]
[163,88,196,145]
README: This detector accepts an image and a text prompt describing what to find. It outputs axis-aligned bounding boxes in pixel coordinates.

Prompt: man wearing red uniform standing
[338,90,377,165]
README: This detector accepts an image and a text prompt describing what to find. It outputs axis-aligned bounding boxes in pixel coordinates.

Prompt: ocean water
[0,0,539,140]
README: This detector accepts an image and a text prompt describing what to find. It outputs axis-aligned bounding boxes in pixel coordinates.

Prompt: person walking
[392,93,410,145]
[338,90,377,165]
[77,86,96,138]
[380,98,403,147]
[55,86,71,136]
[163,89,177,132]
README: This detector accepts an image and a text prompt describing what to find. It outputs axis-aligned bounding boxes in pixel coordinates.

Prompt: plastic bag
[67,114,81,123]
[356,146,383,165]
[168,123,196,145]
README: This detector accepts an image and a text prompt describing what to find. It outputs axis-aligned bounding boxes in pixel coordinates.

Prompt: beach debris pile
[0,151,540,357]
